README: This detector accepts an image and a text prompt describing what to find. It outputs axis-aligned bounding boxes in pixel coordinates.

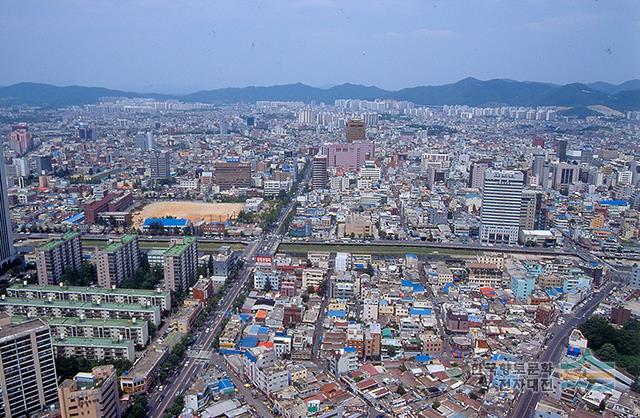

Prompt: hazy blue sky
[1,0,638,93]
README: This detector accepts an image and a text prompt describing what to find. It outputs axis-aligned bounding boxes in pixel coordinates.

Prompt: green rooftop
[39,231,80,251]
[53,336,135,349]
[11,315,148,329]
[8,283,169,298]
[0,297,159,313]
[103,234,137,253]
[164,236,197,257]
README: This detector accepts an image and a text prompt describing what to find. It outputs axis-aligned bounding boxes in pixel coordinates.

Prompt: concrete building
[36,232,84,285]
[163,237,198,293]
[321,142,375,172]
[213,161,251,190]
[480,170,524,245]
[311,154,328,191]
[345,119,366,142]
[0,315,58,418]
[96,234,141,288]
[520,190,545,230]
[149,150,171,179]
[6,283,171,311]
[469,161,490,190]
[53,336,135,362]
[0,156,15,269]
[58,365,121,418]
[0,297,162,327]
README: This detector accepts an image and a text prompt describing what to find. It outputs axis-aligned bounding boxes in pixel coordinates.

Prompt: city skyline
[1,0,638,93]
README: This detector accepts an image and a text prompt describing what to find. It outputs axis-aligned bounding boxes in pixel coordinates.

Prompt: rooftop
[8,283,169,298]
[164,236,197,257]
[39,231,80,251]
[53,335,135,349]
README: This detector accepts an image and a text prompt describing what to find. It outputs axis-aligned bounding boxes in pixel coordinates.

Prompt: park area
[133,201,244,226]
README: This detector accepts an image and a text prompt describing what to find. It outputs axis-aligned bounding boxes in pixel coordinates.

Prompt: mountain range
[0,77,638,111]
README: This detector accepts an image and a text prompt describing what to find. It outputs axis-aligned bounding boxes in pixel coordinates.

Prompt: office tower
[0,157,15,269]
[146,131,155,151]
[469,161,490,189]
[36,232,84,285]
[75,124,95,141]
[96,234,141,288]
[532,152,548,187]
[556,139,568,162]
[218,120,228,135]
[552,162,579,192]
[345,119,366,142]
[312,154,329,190]
[581,145,593,164]
[13,157,30,177]
[32,155,53,175]
[163,237,198,293]
[520,190,545,230]
[246,116,255,127]
[134,132,148,150]
[8,125,33,155]
[213,160,252,191]
[0,315,58,417]
[149,150,171,179]
[480,170,524,245]
[321,142,375,172]
[58,365,121,418]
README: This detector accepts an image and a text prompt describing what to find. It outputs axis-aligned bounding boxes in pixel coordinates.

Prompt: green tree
[598,343,618,362]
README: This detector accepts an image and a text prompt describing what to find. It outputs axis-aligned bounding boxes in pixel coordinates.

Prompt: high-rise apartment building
[480,170,524,245]
[36,232,84,285]
[213,160,252,191]
[345,119,366,142]
[8,125,33,156]
[58,365,121,418]
[0,315,58,418]
[312,154,328,190]
[96,234,141,288]
[149,150,171,179]
[163,237,198,293]
[0,157,15,269]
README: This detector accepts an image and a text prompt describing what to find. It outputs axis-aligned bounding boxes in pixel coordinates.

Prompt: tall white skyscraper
[146,131,155,151]
[480,170,524,245]
[0,157,15,268]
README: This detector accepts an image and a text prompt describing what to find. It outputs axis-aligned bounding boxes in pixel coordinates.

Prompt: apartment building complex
[36,232,84,285]
[96,234,141,288]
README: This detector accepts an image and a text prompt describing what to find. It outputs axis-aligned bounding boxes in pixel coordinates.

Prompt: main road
[509,280,616,418]
[150,165,310,417]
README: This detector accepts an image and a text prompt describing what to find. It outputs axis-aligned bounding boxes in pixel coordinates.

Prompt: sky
[1,0,639,93]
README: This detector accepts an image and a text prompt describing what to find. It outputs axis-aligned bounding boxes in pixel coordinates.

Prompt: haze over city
[1,0,639,92]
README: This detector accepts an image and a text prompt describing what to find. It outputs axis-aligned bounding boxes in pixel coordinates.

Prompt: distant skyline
[1,0,639,94]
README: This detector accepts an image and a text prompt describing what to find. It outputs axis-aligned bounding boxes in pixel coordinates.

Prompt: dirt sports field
[133,201,243,226]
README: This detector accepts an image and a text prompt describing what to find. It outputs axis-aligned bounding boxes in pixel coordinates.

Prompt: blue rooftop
[409,307,433,316]
[600,200,628,206]
[344,347,356,353]
[238,336,259,348]
[416,354,432,362]
[143,218,189,227]
[327,310,347,318]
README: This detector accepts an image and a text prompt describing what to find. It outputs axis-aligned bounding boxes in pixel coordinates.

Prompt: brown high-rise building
[58,365,121,418]
[345,119,366,142]
[214,161,252,191]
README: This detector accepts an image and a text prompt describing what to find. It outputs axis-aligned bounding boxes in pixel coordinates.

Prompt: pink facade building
[321,141,374,172]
